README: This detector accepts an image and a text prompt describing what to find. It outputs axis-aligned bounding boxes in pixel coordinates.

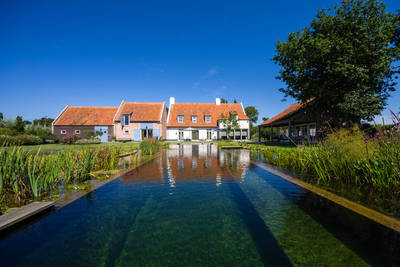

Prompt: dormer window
[177,115,184,123]
[233,114,238,120]
[121,114,130,126]
[204,115,211,123]
[191,116,197,123]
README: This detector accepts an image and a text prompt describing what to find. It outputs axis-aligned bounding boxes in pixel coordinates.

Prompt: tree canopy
[274,0,400,123]
[244,106,259,124]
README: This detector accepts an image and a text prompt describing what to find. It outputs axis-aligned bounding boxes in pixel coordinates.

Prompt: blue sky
[1,0,399,124]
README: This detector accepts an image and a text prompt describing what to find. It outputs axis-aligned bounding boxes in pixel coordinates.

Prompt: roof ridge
[68,106,118,108]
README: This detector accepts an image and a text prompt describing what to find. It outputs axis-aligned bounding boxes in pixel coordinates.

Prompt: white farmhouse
[166,97,250,141]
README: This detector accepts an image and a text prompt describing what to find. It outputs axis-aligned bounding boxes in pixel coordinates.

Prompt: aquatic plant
[0,145,131,207]
[140,138,161,155]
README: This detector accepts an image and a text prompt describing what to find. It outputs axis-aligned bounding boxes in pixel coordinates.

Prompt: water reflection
[166,144,250,186]
[120,143,250,187]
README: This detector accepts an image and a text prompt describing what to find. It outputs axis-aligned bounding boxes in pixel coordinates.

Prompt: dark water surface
[1,144,399,266]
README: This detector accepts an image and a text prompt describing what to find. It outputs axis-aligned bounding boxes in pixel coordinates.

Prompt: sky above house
[1,0,399,124]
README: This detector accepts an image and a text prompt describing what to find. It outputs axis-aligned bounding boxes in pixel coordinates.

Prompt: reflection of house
[52,106,118,142]
[258,101,319,144]
[166,144,250,186]
[113,101,167,141]
[166,97,250,141]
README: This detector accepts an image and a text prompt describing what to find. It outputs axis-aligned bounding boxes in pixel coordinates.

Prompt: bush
[75,138,101,144]
[62,134,81,144]
[0,134,42,146]
[0,128,17,136]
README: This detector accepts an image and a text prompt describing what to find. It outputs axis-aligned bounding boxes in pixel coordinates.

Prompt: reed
[0,145,128,208]
[249,126,400,190]
[139,138,161,155]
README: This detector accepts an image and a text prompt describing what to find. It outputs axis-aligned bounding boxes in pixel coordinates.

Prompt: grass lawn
[1,142,140,154]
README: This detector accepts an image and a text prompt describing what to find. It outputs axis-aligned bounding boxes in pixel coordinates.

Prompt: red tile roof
[167,103,249,127]
[259,100,313,126]
[53,106,118,126]
[114,102,164,122]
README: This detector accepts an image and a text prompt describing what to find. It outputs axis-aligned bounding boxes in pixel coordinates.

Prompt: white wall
[199,129,207,140]
[218,120,249,129]
[167,129,179,140]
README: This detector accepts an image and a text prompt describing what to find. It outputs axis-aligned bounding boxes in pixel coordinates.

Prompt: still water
[0,144,399,266]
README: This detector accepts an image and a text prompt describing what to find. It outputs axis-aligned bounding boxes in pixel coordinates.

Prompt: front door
[94,126,108,142]
[178,129,184,140]
[192,130,199,140]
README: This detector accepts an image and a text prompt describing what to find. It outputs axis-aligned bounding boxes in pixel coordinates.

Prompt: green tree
[219,112,239,140]
[245,106,259,138]
[33,117,54,127]
[14,116,25,133]
[274,0,400,124]
[221,98,228,104]
[244,106,259,124]
[262,117,269,122]
[0,112,3,121]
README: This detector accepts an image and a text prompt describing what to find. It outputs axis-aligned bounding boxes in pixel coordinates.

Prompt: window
[191,116,197,123]
[177,115,184,123]
[234,114,238,120]
[121,115,130,126]
[310,125,316,136]
[124,130,129,134]
[61,130,67,134]
[75,130,80,134]
[205,116,211,123]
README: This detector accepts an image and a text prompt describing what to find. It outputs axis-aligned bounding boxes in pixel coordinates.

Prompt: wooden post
[288,121,291,138]
[258,126,261,142]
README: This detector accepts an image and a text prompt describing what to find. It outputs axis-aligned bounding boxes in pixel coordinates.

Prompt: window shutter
[121,115,125,126]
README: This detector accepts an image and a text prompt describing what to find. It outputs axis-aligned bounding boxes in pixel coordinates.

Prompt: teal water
[0,144,399,266]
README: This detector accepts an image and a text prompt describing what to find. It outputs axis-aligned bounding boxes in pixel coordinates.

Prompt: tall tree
[220,98,228,104]
[262,117,269,122]
[0,112,3,121]
[244,106,259,124]
[274,0,400,124]
[245,106,259,138]
[14,116,25,132]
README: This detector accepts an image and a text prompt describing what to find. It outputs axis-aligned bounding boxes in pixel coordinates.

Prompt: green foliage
[14,116,25,133]
[140,138,161,155]
[0,145,126,206]
[262,117,269,122]
[0,112,3,121]
[75,138,101,144]
[244,106,259,124]
[274,0,400,123]
[0,128,17,136]
[25,124,53,142]
[0,134,43,146]
[220,98,228,104]
[249,125,400,191]
[33,117,54,127]
[219,112,240,140]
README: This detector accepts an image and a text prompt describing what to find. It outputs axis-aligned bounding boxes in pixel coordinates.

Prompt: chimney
[169,97,175,107]
[215,98,221,106]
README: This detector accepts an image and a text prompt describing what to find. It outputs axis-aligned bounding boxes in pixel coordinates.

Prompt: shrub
[0,128,17,136]
[0,134,42,146]
[62,134,81,144]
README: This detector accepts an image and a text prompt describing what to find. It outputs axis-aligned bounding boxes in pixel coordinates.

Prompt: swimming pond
[0,144,399,266]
